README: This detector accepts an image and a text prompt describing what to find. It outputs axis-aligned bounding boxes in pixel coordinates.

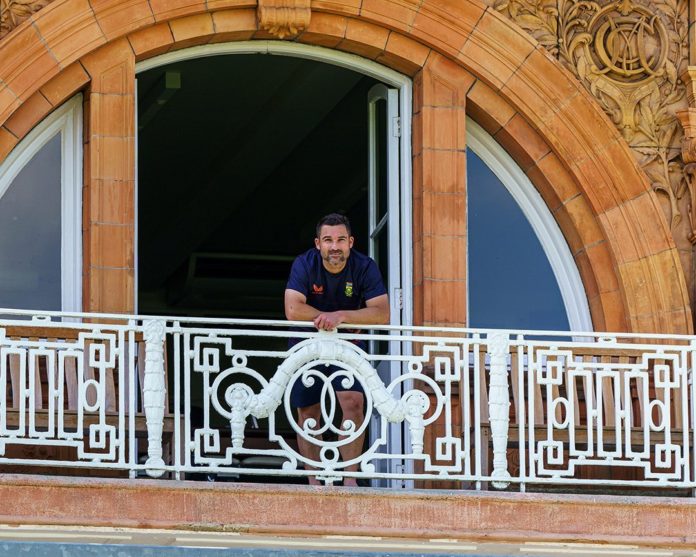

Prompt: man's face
[315,224,354,270]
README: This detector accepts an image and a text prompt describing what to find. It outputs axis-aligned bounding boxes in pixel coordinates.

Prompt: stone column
[411,54,475,489]
[412,53,474,328]
[80,39,136,313]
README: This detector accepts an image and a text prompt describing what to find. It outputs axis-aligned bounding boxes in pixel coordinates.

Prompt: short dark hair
[316,213,352,238]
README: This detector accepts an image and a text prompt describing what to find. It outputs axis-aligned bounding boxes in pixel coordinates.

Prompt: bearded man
[284,213,389,486]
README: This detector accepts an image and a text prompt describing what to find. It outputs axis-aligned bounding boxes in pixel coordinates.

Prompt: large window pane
[0,134,62,310]
[467,148,570,331]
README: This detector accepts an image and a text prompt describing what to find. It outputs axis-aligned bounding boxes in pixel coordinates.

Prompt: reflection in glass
[467,148,570,331]
[0,133,62,310]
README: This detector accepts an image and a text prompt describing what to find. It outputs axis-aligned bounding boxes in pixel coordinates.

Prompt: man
[285,213,390,486]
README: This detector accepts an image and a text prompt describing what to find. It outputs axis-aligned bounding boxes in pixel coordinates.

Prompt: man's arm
[285,289,321,321]
[313,294,390,331]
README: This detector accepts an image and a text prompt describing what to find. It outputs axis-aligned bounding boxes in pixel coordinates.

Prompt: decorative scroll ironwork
[171,317,695,488]
[0,308,695,491]
[525,343,690,481]
[0,325,130,468]
[180,330,449,484]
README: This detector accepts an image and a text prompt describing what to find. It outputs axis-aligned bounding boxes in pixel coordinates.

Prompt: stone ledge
[0,475,694,547]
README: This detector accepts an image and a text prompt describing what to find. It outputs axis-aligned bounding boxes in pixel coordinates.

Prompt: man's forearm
[288,305,386,325]
[285,299,322,321]
[338,305,390,326]
[312,302,389,331]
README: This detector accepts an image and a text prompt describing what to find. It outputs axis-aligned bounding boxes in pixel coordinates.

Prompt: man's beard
[324,251,346,264]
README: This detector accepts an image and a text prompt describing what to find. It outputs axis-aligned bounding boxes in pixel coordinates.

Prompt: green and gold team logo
[344,282,353,297]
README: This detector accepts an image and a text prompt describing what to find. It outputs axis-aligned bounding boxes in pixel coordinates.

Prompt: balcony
[0,307,692,495]
[3,306,696,550]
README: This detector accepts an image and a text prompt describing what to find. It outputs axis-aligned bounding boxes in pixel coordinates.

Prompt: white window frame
[0,95,83,312]
[466,118,592,332]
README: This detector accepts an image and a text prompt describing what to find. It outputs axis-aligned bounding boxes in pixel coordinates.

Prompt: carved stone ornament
[0,0,51,39]
[676,80,696,244]
[257,0,311,39]
[494,0,690,231]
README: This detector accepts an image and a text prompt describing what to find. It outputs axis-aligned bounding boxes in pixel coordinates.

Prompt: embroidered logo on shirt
[344,282,353,297]
[312,284,324,294]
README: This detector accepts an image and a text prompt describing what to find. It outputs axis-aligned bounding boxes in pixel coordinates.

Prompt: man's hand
[314,311,347,331]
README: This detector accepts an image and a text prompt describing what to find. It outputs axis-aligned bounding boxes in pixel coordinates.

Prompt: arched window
[467,119,591,332]
[0,96,82,312]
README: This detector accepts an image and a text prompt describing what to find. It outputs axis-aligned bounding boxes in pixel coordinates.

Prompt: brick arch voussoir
[0,0,690,333]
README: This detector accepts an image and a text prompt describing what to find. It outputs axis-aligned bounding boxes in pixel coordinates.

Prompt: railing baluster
[142,319,167,478]
[488,332,511,489]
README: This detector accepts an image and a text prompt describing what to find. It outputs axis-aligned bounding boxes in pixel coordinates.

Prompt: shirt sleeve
[362,259,388,302]
[286,256,310,296]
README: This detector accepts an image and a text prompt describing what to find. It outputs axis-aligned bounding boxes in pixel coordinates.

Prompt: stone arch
[0,0,689,333]
[465,79,629,332]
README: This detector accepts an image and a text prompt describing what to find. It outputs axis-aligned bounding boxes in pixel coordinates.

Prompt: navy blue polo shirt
[286,248,387,316]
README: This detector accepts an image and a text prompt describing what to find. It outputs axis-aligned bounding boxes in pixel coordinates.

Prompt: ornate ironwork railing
[0,308,694,491]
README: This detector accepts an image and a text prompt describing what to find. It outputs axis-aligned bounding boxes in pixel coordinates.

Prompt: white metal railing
[0,308,694,491]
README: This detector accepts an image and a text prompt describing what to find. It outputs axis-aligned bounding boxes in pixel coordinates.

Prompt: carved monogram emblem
[495,0,691,248]
[588,1,668,83]
[561,0,677,143]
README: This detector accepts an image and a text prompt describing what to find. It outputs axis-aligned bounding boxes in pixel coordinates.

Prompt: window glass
[467,148,570,331]
[0,134,62,310]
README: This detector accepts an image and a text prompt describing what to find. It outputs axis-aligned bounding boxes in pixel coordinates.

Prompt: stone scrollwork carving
[677,69,696,244]
[493,0,560,54]
[257,0,311,39]
[495,0,690,233]
[0,0,51,38]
